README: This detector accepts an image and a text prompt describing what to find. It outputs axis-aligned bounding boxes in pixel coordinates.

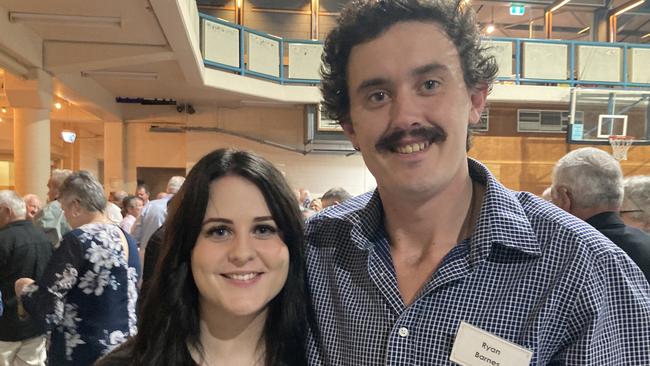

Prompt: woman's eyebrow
[253,216,274,222]
[201,217,233,226]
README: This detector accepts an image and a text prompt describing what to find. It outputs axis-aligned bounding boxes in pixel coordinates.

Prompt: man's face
[25,197,41,220]
[320,198,335,209]
[46,179,58,202]
[136,188,150,204]
[343,21,486,201]
[109,192,120,206]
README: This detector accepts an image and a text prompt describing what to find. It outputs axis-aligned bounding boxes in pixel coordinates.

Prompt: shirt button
[398,327,409,337]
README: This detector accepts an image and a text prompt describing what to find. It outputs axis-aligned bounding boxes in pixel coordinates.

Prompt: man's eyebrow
[355,63,450,94]
[411,63,449,77]
[356,78,390,94]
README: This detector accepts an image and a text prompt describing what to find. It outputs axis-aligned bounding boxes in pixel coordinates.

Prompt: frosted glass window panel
[288,43,324,80]
[629,48,650,83]
[577,45,621,82]
[0,161,14,187]
[523,43,567,80]
[484,40,513,78]
[248,33,280,77]
[202,19,240,68]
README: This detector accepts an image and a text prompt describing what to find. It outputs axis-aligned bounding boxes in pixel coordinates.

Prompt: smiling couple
[97,0,650,365]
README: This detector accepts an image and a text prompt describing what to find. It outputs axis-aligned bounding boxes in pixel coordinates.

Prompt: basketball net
[609,136,634,161]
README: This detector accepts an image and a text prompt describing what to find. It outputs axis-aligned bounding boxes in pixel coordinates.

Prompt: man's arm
[553,250,650,364]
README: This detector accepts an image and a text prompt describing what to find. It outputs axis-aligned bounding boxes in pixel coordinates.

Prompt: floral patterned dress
[21,223,141,366]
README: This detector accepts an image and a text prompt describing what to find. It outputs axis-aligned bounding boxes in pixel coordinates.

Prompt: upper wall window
[469,109,489,132]
[517,109,583,133]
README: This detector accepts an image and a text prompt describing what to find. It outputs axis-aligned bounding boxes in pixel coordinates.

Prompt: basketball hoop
[609,135,634,161]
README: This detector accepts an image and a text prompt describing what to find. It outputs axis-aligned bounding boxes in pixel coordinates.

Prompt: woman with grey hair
[15,171,140,365]
[621,175,650,233]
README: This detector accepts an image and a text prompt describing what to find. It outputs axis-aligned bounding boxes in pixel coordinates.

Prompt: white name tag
[449,321,533,366]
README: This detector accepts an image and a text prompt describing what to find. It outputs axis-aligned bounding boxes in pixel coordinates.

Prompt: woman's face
[59,195,83,229]
[191,175,290,320]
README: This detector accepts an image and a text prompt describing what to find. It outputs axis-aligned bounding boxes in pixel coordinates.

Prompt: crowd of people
[1,0,650,365]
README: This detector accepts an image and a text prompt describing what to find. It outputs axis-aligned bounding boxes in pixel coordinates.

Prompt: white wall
[0,161,13,188]
[0,104,377,197]
[125,104,375,197]
[185,130,375,197]
[78,137,103,179]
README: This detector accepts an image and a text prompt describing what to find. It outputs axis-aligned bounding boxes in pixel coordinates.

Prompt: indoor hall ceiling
[472,0,650,41]
[1,0,649,132]
[198,0,650,41]
[0,0,167,45]
[0,0,283,125]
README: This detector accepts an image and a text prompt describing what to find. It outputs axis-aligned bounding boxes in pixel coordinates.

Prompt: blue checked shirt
[306,159,650,365]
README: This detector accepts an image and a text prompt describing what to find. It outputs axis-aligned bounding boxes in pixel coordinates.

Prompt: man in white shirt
[134,176,184,258]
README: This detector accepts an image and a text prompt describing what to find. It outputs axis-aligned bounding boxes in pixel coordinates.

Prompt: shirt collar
[0,219,32,230]
[468,158,542,262]
[313,158,543,258]
[586,211,624,228]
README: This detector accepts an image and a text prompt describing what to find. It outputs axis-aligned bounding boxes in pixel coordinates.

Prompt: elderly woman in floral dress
[15,171,140,366]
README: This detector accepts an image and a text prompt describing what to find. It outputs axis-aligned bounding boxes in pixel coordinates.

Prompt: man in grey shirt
[34,169,72,247]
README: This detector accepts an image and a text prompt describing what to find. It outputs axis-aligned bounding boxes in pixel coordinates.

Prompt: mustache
[375,125,447,152]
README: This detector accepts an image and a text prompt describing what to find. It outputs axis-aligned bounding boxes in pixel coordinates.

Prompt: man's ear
[0,206,11,224]
[552,186,573,213]
[468,84,489,126]
[340,121,359,148]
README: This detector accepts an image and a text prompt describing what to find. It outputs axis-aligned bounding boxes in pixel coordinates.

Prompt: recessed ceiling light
[9,12,122,28]
[81,70,159,80]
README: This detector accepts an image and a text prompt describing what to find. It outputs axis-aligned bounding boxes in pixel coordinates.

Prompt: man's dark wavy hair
[120,148,312,366]
[320,0,498,124]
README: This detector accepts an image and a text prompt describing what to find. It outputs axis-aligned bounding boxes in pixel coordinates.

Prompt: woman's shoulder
[94,340,134,366]
[72,222,123,243]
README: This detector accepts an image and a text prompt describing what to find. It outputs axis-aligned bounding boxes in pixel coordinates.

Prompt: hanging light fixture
[486,7,496,35]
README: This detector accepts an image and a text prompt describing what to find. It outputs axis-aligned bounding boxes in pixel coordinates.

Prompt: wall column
[103,121,125,194]
[592,8,609,42]
[13,108,50,197]
[4,70,52,199]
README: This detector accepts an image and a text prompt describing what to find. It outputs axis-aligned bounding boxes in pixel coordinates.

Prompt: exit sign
[510,3,525,15]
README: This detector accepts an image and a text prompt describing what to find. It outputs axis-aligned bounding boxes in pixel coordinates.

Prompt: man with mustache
[305,0,650,365]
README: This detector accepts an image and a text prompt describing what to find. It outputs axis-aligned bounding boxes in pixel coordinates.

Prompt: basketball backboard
[568,89,650,145]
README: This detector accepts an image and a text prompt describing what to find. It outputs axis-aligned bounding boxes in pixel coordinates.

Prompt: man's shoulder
[513,191,630,260]
[606,223,650,258]
[306,191,374,226]
[305,191,380,250]
[147,198,168,212]
[43,200,62,212]
[34,200,62,222]
[0,221,51,248]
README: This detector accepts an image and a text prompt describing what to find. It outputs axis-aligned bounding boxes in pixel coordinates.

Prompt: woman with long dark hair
[97,148,312,366]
